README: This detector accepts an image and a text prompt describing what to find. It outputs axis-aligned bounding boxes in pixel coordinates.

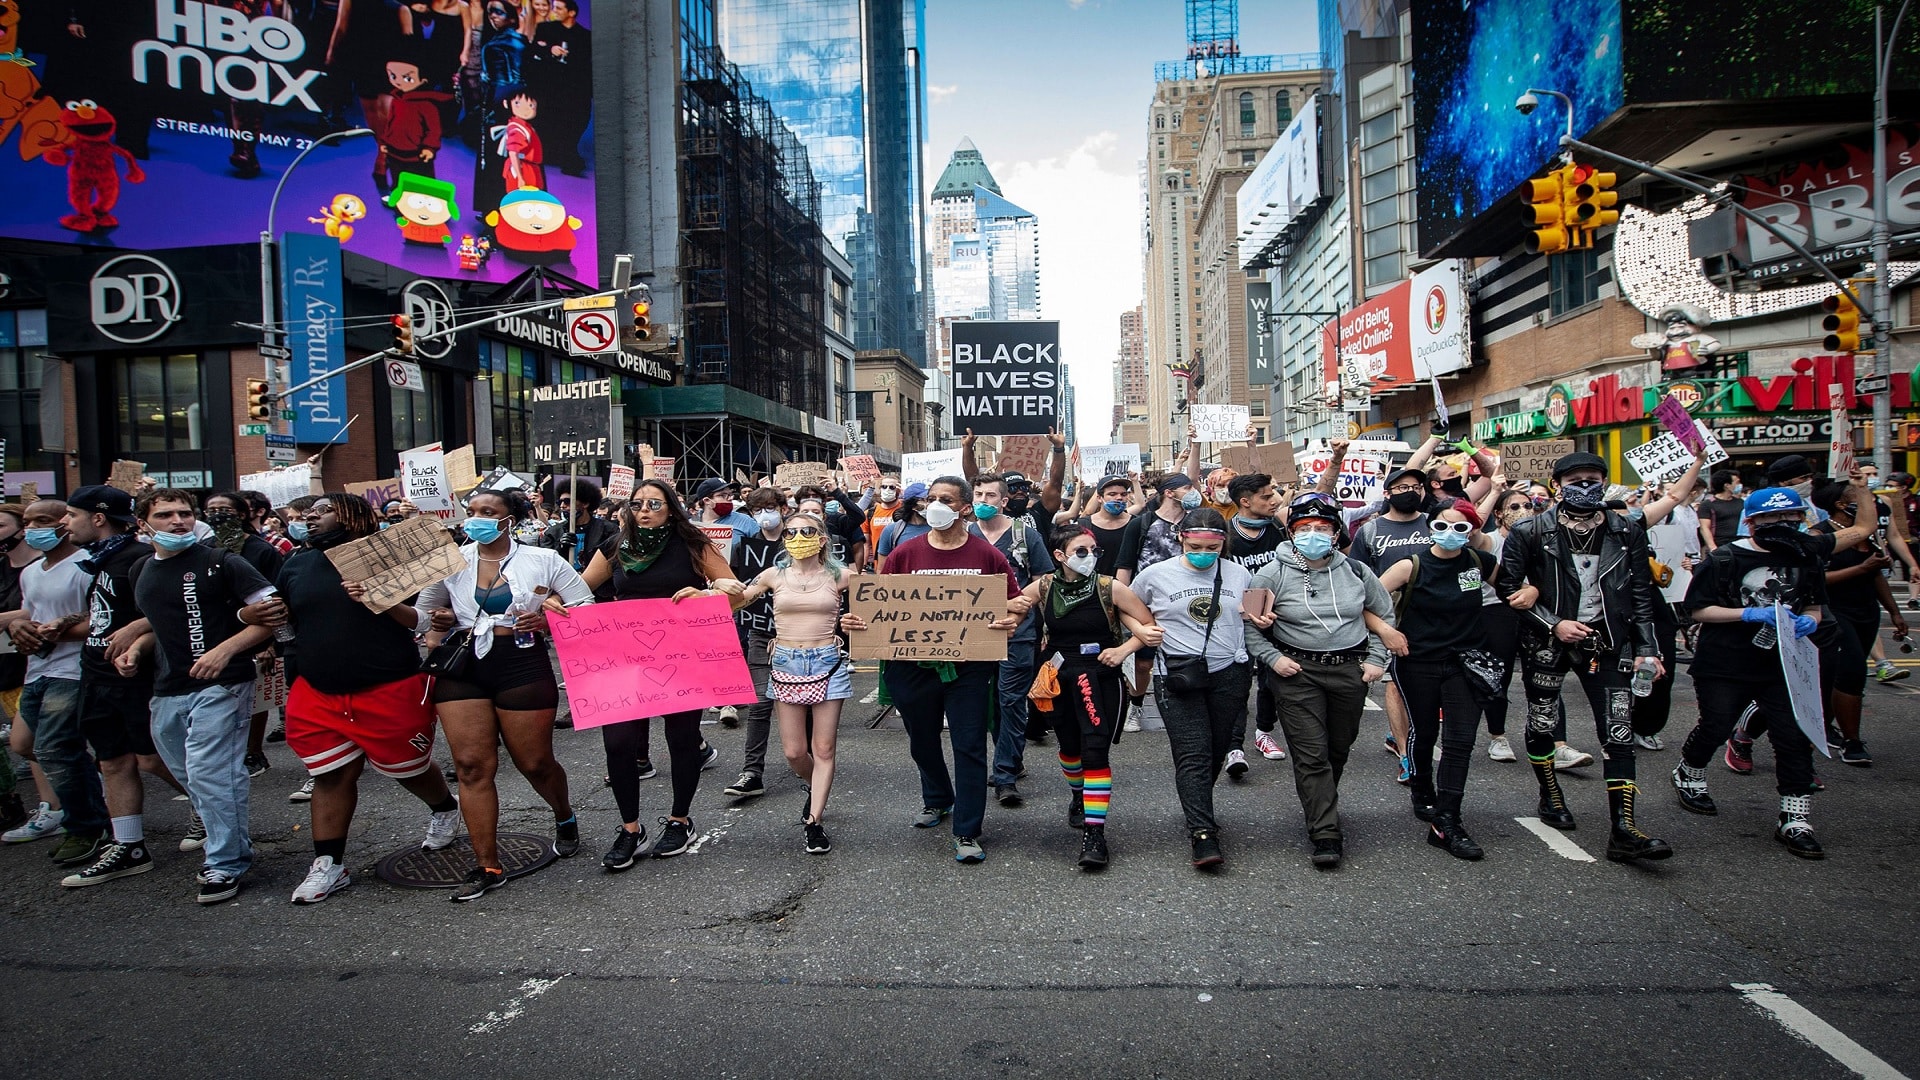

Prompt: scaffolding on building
[1153,0,1320,81]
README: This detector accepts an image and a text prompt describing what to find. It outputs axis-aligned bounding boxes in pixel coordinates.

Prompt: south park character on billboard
[486,186,579,263]
[0,0,596,283]
[388,173,458,246]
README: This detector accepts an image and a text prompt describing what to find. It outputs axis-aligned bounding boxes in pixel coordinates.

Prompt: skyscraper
[719,0,928,364]
[927,138,1042,374]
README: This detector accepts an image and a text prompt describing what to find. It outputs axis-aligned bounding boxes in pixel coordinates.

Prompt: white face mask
[1065,552,1097,576]
[880,487,898,502]
[753,510,783,532]
[923,502,959,530]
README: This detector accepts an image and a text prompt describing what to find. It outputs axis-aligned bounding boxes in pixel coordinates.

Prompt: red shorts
[286,674,437,779]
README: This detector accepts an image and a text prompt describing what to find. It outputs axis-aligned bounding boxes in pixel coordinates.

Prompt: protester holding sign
[417,488,593,902]
[960,428,1069,529]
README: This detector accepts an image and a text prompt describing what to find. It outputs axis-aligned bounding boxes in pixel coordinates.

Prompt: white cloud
[928,84,959,104]
[991,132,1139,448]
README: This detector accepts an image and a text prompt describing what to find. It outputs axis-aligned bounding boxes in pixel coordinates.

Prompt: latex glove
[1740,606,1773,626]
[1792,613,1818,639]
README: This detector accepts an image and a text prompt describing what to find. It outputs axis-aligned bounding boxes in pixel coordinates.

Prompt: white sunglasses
[1431,521,1475,535]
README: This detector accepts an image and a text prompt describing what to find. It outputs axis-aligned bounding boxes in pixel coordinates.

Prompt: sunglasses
[1431,520,1475,535]
[782,526,822,538]
[1064,546,1102,558]
[634,498,667,511]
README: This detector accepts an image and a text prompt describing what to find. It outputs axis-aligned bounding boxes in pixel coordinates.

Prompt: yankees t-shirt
[1353,513,1431,574]
[130,545,273,695]
[1682,540,1827,681]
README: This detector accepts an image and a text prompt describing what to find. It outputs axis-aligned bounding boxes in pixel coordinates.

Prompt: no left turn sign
[567,310,618,356]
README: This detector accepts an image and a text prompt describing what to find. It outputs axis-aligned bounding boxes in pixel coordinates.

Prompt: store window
[118,354,207,453]
[480,339,539,470]
[1549,247,1608,316]
[0,310,53,478]
[389,368,445,453]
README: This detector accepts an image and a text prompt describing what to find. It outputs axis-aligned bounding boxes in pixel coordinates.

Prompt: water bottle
[1752,622,1777,650]
[509,603,537,649]
[1630,657,1656,698]
[263,588,295,643]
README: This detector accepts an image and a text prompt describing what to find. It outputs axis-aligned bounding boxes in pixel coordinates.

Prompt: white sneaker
[422,805,461,850]
[290,856,350,905]
[1253,730,1287,760]
[1553,744,1596,769]
[718,705,740,726]
[1225,748,1249,779]
[1486,735,1517,762]
[1123,713,1141,733]
[1634,733,1664,751]
[288,778,314,803]
[2,801,64,843]
[179,808,207,852]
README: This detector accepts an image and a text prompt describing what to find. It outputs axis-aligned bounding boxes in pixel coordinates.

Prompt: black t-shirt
[1226,519,1287,574]
[731,531,783,637]
[1823,545,1882,622]
[275,550,422,694]
[82,539,153,682]
[1078,516,1130,578]
[1401,549,1496,660]
[130,545,273,695]
[1704,496,1745,546]
[0,557,26,691]
[1682,541,1828,680]
[235,533,285,583]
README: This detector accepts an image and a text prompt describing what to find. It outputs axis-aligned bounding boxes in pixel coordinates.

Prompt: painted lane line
[469,975,568,1035]
[859,687,879,704]
[1733,983,1910,1080]
[1513,816,1596,862]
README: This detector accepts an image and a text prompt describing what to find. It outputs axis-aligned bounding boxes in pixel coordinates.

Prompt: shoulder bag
[1160,561,1224,694]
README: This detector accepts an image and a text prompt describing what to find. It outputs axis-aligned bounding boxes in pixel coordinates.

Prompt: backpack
[1035,572,1123,646]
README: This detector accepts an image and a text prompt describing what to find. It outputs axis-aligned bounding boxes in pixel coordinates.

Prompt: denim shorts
[768,644,852,702]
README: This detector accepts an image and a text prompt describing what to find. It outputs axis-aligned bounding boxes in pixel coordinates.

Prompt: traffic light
[1903,421,1920,450]
[1520,165,1573,256]
[630,299,652,341]
[391,313,416,355]
[1568,165,1619,237]
[1822,292,1862,353]
[244,377,272,421]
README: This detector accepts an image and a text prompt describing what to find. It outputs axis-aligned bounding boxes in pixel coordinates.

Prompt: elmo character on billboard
[46,98,143,232]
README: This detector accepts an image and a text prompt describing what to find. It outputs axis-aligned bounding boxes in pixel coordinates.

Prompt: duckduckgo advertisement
[0,0,597,284]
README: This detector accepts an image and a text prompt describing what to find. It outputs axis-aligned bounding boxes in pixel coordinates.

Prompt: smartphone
[1242,587,1274,619]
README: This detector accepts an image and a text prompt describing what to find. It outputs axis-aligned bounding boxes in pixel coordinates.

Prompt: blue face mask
[463,518,504,544]
[150,530,197,552]
[23,527,62,551]
[287,521,310,541]
[1102,499,1126,515]
[1433,529,1471,551]
[972,503,1000,521]
[1184,551,1218,570]
[1293,531,1335,560]
[1179,490,1203,510]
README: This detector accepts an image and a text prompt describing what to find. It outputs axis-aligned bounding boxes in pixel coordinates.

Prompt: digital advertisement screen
[0,0,597,285]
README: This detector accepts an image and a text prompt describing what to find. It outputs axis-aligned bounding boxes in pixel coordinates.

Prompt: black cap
[1551,451,1609,481]
[693,478,729,501]
[1002,471,1032,491]
[1097,474,1131,493]
[1766,455,1814,485]
[68,484,136,522]
[1384,467,1428,490]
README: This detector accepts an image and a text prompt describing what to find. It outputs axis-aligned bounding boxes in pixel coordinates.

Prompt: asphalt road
[4,658,1917,1078]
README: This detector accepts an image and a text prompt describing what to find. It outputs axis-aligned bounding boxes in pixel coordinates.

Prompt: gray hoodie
[1243,541,1395,669]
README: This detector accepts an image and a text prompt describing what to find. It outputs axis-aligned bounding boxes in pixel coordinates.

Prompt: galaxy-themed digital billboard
[0,0,597,285]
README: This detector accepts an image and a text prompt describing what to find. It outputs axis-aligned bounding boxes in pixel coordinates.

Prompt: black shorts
[78,673,155,760]
[431,636,559,711]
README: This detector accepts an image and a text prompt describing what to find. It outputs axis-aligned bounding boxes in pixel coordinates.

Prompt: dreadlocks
[322,492,381,540]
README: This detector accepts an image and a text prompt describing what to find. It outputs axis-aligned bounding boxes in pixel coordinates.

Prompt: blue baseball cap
[1742,487,1808,520]
[900,482,929,501]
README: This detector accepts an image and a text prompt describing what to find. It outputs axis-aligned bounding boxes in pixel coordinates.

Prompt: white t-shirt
[1131,556,1252,674]
[20,552,92,682]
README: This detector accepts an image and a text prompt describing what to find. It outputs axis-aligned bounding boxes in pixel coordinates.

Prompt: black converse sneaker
[1671,763,1717,815]
[1775,795,1824,859]
[59,841,154,888]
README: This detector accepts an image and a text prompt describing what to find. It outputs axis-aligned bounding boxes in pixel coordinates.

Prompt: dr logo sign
[91,254,181,345]
[134,0,325,111]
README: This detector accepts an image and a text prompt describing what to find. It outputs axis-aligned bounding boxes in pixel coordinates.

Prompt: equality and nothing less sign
[950,321,1060,437]
[546,596,758,729]
[847,574,1008,661]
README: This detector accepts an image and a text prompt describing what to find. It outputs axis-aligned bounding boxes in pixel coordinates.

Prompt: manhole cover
[375,832,558,888]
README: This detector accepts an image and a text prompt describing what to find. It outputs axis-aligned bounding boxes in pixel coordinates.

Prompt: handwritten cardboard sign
[775,461,831,489]
[1297,444,1391,509]
[902,448,964,488]
[646,457,675,481]
[992,435,1052,481]
[847,573,1008,661]
[1829,389,1855,479]
[1623,421,1727,484]
[444,444,479,493]
[1495,439,1575,485]
[1221,442,1298,485]
[325,515,463,613]
[240,465,317,511]
[546,596,757,729]
[108,460,146,493]
[1190,403,1251,444]
[838,454,882,490]
[1079,443,1141,484]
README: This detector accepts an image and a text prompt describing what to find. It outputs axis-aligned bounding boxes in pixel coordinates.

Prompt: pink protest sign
[547,596,757,729]
[1653,394,1702,451]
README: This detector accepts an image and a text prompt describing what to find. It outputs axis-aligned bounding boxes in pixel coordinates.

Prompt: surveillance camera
[1515,91,1539,116]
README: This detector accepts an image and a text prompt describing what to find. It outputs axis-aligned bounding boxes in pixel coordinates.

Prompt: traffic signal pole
[1871,1,1909,475]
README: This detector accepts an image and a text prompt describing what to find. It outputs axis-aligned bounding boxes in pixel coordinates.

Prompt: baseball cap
[1001,471,1032,492]
[693,478,729,501]
[68,484,136,523]
[1742,487,1809,520]
[900,482,929,501]
[1384,467,1427,490]
[1097,474,1131,493]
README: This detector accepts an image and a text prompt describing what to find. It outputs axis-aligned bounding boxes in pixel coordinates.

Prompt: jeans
[1397,658,1481,815]
[1518,632,1636,788]
[150,681,256,876]
[991,634,1038,786]
[740,631,774,777]
[22,677,105,837]
[887,660,996,839]
[1267,656,1368,841]
[1153,662,1251,835]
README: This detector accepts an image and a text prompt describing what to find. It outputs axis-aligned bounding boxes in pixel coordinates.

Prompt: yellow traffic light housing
[1520,165,1573,255]
[631,300,653,341]
[1903,421,1920,450]
[1570,165,1619,236]
[244,377,272,421]
[1822,292,1862,353]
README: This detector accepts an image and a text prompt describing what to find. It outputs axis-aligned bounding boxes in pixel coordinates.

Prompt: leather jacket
[1495,507,1659,660]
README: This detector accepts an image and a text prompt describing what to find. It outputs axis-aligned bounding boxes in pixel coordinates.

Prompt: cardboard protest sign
[324,515,463,613]
[775,461,831,489]
[903,448,964,488]
[240,465,317,511]
[1221,442,1298,485]
[547,596,758,729]
[18,482,37,504]
[847,574,1008,661]
[607,465,636,500]
[992,435,1052,481]
[444,445,479,494]
[1297,443,1391,508]
[530,379,613,465]
[646,458,675,481]
[1190,404,1251,444]
[1829,390,1855,479]
[1495,439,1575,485]
[838,454,882,490]
[341,477,403,511]
[399,443,454,512]
[1623,422,1727,484]
[108,460,146,493]
[1078,443,1141,484]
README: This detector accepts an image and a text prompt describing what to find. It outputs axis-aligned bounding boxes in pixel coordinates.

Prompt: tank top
[769,570,843,642]
[611,532,704,600]
[1040,578,1116,656]
[1401,550,1495,660]
[474,576,514,615]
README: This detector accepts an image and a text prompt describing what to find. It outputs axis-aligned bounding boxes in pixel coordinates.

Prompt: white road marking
[1513,817,1596,862]
[1364,698,1382,711]
[1733,983,1910,1080]
[860,687,879,704]
[469,975,567,1035]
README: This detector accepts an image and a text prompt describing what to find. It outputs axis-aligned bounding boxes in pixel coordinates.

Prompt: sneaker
[196,869,242,905]
[602,826,645,871]
[289,856,350,904]
[1190,831,1224,869]
[804,821,831,854]
[289,778,315,803]
[952,835,985,863]
[553,816,580,858]
[1383,735,1400,756]
[423,805,461,850]
[1876,661,1910,682]
[1123,712,1141,733]
[1310,838,1343,869]
[634,757,658,781]
[2,801,64,843]
[1826,723,1846,754]
[245,751,270,778]
[1225,749,1250,780]
[1396,752,1414,785]
[719,705,741,728]
[723,772,765,799]
[651,817,694,858]
[1724,738,1755,775]
[994,782,1025,808]
[50,833,105,866]
[699,743,720,770]
[1254,730,1286,760]
[1634,733,1664,751]
[266,725,286,743]
[1552,745,1595,769]
[179,809,207,851]
[60,841,154,888]
[449,866,506,902]
[912,806,950,829]
[1840,740,1873,767]
[1486,735,1517,763]
[1671,764,1717,815]
[1808,774,1827,793]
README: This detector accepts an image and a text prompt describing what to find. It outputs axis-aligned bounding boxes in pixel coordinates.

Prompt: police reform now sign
[951,321,1060,436]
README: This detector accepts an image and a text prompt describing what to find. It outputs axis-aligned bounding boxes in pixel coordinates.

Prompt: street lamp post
[1871,0,1911,475]
[258,128,374,448]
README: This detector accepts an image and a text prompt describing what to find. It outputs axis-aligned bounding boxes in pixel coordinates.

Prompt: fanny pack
[1161,561,1223,694]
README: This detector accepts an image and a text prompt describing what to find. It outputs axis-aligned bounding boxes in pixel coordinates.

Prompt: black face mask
[1005,497,1030,518]
[1388,491,1424,514]
[1753,523,1811,558]
[0,533,18,552]
[1439,479,1466,497]
[306,527,354,550]
[1559,479,1608,512]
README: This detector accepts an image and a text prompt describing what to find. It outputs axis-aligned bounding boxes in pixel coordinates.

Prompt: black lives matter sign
[951,321,1060,436]
[531,379,613,464]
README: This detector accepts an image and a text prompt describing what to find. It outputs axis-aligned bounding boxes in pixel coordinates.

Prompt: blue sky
[924,0,1320,444]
